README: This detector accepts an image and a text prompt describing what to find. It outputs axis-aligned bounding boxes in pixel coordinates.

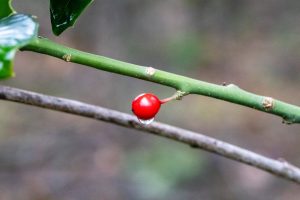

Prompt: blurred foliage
[166,34,204,71]
[124,140,205,199]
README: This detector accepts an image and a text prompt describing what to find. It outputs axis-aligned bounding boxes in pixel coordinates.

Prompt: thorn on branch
[282,118,293,125]
[226,83,240,89]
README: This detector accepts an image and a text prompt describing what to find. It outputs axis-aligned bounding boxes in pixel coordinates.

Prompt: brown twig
[0,85,300,184]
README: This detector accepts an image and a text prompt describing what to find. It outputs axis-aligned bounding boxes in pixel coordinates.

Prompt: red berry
[132,93,161,120]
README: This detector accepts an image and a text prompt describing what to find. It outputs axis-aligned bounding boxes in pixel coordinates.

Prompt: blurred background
[0,0,299,199]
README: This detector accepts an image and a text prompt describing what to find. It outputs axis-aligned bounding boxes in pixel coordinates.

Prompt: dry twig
[0,85,299,184]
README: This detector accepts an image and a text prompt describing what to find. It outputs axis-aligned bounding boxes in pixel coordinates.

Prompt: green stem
[22,37,300,124]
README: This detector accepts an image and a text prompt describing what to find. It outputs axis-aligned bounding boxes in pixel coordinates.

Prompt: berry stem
[160,90,188,104]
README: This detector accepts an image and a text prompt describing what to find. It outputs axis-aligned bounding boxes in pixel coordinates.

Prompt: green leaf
[0,14,39,79]
[0,0,15,19]
[50,0,94,36]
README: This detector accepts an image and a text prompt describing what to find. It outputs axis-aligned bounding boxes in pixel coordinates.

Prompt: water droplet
[138,118,154,125]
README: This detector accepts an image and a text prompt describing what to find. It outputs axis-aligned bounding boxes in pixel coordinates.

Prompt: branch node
[174,90,188,100]
[278,157,287,163]
[161,90,189,103]
[278,158,295,171]
[145,67,156,77]
[62,54,72,62]
[262,97,274,111]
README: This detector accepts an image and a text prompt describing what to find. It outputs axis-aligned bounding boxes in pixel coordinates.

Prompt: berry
[132,93,161,120]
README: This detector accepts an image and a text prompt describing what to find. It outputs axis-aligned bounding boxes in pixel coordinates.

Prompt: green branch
[22,37,300,124]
